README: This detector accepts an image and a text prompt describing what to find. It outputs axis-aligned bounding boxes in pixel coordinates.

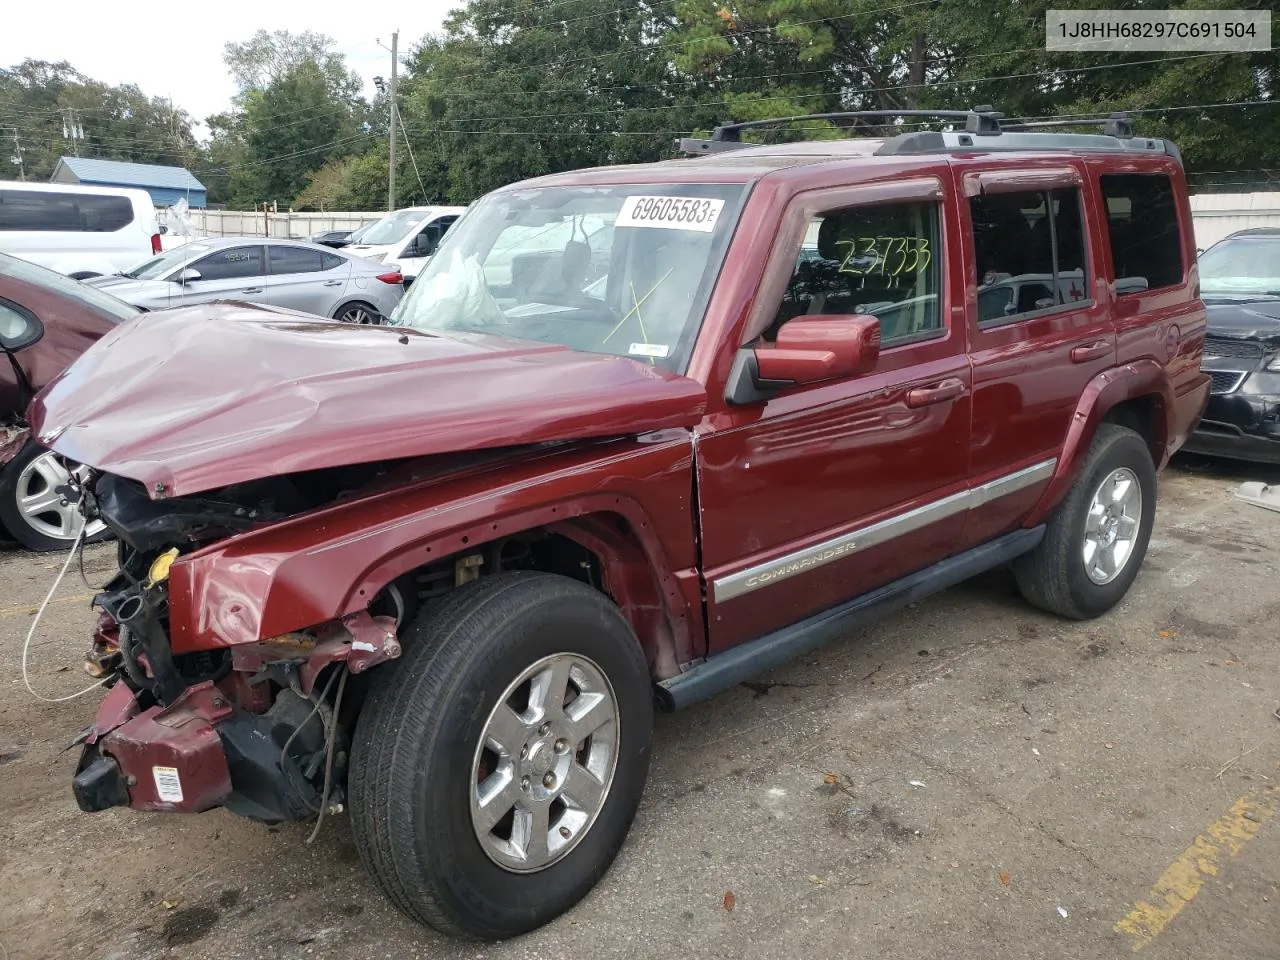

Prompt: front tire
[1013,424,1156,619]
[349,572,653,939]
[0,442,109,552]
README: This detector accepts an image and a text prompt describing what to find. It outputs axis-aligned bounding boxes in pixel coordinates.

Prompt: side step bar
[655,527,1045,711]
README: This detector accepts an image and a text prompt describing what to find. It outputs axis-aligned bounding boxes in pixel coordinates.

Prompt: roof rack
[675,107,1160,159]
[677,106,1004,156]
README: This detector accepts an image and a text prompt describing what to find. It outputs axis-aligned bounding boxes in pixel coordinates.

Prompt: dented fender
[165,434,702,673]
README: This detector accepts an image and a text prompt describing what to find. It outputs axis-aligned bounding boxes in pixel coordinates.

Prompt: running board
[655,527,1045,711]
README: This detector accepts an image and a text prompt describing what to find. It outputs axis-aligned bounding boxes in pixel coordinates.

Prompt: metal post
[388,29,398,212]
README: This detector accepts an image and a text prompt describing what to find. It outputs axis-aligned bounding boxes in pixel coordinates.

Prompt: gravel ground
[1,457,1278,960]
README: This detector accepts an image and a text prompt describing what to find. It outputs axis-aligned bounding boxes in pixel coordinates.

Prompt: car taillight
[376,271,404,284]
[151,233,162,254]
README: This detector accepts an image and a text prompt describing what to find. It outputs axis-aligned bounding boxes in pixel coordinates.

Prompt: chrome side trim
[712,458,1057,603]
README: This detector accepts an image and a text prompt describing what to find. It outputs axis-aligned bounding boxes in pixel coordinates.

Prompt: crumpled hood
[1204,298,1280,346]
[30,302,706,498]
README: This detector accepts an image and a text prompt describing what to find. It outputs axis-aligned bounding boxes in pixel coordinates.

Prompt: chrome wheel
[1082,466,1142,585]
[337,304,375,324]
[470,653,619,873]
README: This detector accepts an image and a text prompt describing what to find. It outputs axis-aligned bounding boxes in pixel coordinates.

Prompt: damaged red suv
[33,110,1209,939]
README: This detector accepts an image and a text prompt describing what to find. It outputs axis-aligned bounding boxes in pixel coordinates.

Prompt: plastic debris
[908,780,926,788]
[1032,748,1041,756]
[1057,906,1070,918]
[1235,481,1280,513]
[723,891,736,912]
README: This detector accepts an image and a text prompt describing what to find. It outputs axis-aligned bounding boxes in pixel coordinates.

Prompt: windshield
[0,254,139,323]
[359,209,429,246]
[1198,236,1280,299]
[126,243,214,280]
[390,184,747,372]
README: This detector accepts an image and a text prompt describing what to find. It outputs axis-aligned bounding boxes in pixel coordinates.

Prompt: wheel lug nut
[554,738,568,754]
[521,776,530,791]
[538,721,551,736]
[559,826,571,839]
[542,773,556,789]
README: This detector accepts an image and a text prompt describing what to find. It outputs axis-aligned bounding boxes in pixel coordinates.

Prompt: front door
[173,244,267,307]
[696,181,973,653]
[957,164,1116,547]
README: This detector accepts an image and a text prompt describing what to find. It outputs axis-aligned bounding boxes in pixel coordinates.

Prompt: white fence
[1189,193,1280,249]
[183,209,386,240]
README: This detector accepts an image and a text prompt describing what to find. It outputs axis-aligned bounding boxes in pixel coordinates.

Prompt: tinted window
[0,189,134,232]
[0,299,40,349]
[970,188,1090,325]
[191,246,264,282]
[322,252,344,270]
[268,244,331,275]
[768,201,942,345]
[1100,174,1184,292]
[0,254,139,324]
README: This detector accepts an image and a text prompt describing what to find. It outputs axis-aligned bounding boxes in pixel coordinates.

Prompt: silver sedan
[85,237,404,322]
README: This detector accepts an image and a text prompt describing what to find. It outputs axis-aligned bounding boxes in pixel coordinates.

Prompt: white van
[0,181,161,278]
[345,205,467,281]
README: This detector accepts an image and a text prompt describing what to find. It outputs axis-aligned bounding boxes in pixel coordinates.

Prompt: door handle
[1070,340,1111,364]
[322,279,343,287]
[905,377,966,408]
[240,287,263,295]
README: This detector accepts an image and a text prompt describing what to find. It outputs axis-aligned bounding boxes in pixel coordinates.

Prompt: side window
[268,244,328,275]
[970,187,1090,325]
[321,252,344,270]
[0,299,41,349]
[0,190,132,232]
[191,246,264,282]
[768,201,942,345]
[1100,173,1184,293]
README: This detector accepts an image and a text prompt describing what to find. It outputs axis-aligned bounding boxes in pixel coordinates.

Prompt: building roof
[53,156,206,192]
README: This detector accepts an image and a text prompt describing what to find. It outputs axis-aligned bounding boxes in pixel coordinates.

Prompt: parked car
[0,252,139,549]
[0,181,161,278]
[345,205,467,281]
[310,229,354,248]
[1180,227,1280,462]
[85,237,405,323]
[35,110,1207,941]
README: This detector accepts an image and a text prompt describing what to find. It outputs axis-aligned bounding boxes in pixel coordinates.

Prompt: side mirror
[177,268,202,285]
[754,314,881,387]
[413,234,438,257]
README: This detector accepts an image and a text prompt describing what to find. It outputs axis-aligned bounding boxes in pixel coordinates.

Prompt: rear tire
[349,572,653,939]
[334,301,379,324]
[1013,424,1156,619]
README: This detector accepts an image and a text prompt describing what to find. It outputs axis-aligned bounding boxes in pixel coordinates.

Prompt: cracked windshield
[390,184,746,371]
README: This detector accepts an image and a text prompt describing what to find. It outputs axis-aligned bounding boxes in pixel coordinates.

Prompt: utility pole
[2,127,23,180]
[61,108,85,157]
[388,29,398,212]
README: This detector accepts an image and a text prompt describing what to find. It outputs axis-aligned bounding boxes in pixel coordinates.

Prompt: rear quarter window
[0,189,135,233]
[1099,174,1184,293]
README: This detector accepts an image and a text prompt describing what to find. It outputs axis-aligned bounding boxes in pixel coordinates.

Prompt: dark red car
[33,110,1208,940]
[0,253,138,550]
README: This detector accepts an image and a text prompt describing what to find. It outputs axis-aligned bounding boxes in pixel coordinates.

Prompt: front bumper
[1182,389,1280,464]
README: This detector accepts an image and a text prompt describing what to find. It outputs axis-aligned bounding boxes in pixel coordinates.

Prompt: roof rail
[676,106,1004,156]
[1000,112,1134,139]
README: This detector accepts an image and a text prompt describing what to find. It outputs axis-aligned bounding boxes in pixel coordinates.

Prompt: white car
[0,180,161,278]
[345,205,467,281]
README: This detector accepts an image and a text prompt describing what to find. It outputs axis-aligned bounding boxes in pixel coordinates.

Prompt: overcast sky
[1,0,460,137]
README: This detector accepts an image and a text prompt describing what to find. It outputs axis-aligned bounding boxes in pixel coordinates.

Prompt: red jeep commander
[33,109,1208,939]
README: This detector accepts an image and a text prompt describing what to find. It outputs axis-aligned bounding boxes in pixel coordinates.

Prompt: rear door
[173,245,267,306]
[266,244,350,316]
[957,163,1115,547]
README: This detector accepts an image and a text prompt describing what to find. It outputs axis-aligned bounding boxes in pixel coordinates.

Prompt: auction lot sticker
[616,196,725,232]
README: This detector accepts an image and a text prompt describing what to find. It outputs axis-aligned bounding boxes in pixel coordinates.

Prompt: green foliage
[0,60,199,183]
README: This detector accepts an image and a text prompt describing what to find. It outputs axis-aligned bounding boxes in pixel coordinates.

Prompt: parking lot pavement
[2,459,1278,960]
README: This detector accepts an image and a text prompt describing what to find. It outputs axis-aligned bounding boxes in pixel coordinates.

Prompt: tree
[223,30,344,97]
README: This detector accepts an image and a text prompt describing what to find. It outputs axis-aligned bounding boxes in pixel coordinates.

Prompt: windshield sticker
[616,196,725,233]
[628,342,670,358]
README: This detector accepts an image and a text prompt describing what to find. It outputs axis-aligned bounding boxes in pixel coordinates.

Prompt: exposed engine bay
[64,455,603,825]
